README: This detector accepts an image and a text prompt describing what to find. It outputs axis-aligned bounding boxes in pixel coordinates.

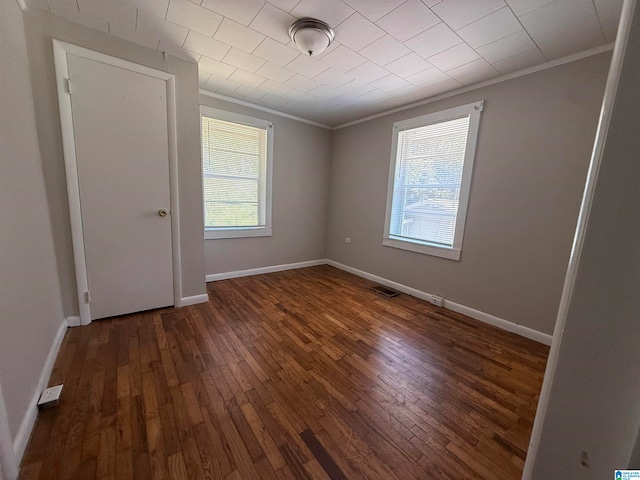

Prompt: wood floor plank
[19,266,548,480]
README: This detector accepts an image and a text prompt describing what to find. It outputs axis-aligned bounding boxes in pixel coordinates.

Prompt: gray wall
[22,8,206,316]
[0,0,64,445]
[200,95,332,275]
[529,2,640,476]
[327,52,610,335]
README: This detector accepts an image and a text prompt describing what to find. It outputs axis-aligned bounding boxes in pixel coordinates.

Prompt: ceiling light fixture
[289,18,335,57]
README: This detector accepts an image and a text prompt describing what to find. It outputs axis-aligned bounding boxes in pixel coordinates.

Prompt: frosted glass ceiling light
[289,18,335,57]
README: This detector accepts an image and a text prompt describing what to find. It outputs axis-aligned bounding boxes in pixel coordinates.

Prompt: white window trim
[383,100,484,261]
[200,106,274,240]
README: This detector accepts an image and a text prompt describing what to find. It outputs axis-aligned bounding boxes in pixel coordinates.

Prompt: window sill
[383,236,461,261]
[205,227,272,240]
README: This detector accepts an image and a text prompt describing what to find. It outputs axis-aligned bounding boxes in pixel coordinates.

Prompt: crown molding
[198,89,333,130]
[333,43,614,129]
[202,43,613,131]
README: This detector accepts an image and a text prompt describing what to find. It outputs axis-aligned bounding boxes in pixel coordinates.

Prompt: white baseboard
[179,293,209,307]
[205,259,327,282]
[13,318,69,463]
[326,260,552,346]
[65,316,80,327]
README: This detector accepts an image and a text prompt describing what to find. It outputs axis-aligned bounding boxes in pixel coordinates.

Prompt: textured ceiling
[25,0,622,126]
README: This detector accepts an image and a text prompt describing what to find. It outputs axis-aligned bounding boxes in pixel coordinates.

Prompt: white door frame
[53,40,183,325]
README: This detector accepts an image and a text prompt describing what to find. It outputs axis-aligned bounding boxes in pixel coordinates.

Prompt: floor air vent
[371,285,401,298]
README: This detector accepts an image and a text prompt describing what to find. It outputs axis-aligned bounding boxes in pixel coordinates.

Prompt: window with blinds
[201,107,273,239]
[384,101,483,260]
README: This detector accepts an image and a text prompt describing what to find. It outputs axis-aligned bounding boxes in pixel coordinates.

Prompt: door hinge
[85,291,90,303]
[66,78,72,95]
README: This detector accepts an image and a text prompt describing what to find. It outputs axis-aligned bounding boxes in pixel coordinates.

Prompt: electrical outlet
[37,384,63,409]
[430,295,444,307]
[345,237,352,244]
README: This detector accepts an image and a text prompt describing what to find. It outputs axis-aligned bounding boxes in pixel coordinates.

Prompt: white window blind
[201,116,268,231]
[384,101,483,260]
[390,116,470,247]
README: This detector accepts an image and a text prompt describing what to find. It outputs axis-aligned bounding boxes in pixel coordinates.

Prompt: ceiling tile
[229,69,267,88]
[491,48,547,74]
[205,74,242,94]
[476,30,538,64]
[308,85,344,99]
[222,47,266,72]
[120,0,169,19]
[253,38,300,66]
[370,74,411,93]
[384,52,432,77]
[249,3,296,44]
[418,77,462,96]
[377,0,440,43]
[405,23,462,59]
[347,61,390,83]
[341,0,406,22]
[184,31,231,60]
[357,88,393,104]
[432,0,506,30]
[165,0,222,36]
[519,0,597,34]
[421,0,443,6]
[428,43,480,71]
[200,0,265,26]
[314,68,353,88]
[359,35,411,66]
[199,56,236,77]
[137,14,189,47]
[531,15,604,59]
[49,0,109,32]
[159,41,201,61]
[259,92,291,106]
[318,45,367,72]
[255,62,296,82]
[335,80,375,96]
[446,58,498,84]
[214,18,265,53]
[406,67,451,87]
[457,7,522,48]
[281,89,318,103]
[235,84,268,100]
[286,55,330,78]
[284,74,322,92]
[258,79,293,95]
[199,71,211,86]
[290,0,354,27]
[266,0,300,13]
[505,0,555,17]
[334,13,386,51]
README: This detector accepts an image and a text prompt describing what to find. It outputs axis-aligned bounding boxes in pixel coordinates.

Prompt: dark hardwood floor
[19,265,548,480]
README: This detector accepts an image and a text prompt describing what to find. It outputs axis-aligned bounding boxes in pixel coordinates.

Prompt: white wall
[0,0,65,472]
[526,1,640,477]
[200,95,332,276]
[326,52,610,336]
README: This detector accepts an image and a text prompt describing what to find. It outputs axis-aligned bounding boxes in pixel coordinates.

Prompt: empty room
[1,0,640,479]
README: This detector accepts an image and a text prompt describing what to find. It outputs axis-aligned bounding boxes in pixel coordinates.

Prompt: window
[201,106,273,239]
[383,101,483,260]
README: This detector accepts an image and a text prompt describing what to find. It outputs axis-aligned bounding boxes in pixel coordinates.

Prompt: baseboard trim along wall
[64,316,80,327]
[326,260,553,346]
[13,318,68,464]
[205,258,552,345]
[205,259,327,282]
[180,294,209,307]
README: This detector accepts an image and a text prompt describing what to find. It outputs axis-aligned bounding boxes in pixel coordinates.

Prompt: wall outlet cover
[37,384,63,409]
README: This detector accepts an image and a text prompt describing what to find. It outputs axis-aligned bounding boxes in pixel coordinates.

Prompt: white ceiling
[25,0,622,126]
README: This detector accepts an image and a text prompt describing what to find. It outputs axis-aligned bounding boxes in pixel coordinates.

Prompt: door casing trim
[53,40,183,325]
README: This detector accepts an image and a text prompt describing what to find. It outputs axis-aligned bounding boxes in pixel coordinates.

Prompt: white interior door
[67,53,174,320]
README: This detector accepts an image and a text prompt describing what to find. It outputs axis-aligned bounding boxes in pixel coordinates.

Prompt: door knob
[158,209,168,217]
